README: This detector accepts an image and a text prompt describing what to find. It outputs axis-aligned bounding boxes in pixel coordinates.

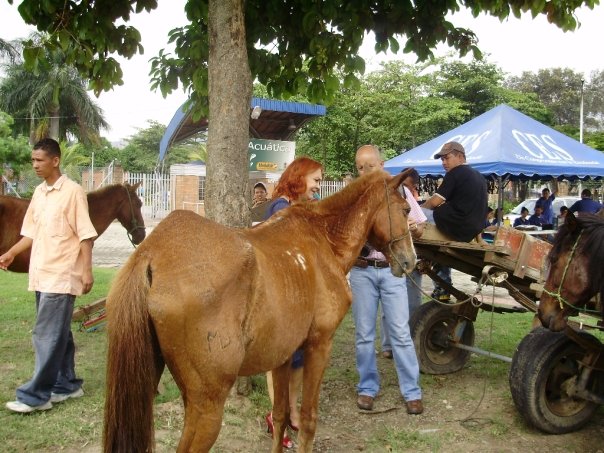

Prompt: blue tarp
[159,97,326,162]
[384,104,604,180]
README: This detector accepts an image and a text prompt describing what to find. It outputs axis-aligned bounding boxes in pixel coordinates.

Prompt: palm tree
[0,38,20,64]
[0,35,108,144]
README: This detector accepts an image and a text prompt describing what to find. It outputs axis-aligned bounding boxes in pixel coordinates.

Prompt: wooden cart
[411,225,603,434]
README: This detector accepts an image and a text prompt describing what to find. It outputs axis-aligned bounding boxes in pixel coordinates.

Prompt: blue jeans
[350,267,421,401]
[381,268,423,351]
[421,207,452,290]
[16,292,83,406]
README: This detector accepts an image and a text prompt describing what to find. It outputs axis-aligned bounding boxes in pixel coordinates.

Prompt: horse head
[367,170,417,277]
[538,212,600,331]
[119,182,146,245]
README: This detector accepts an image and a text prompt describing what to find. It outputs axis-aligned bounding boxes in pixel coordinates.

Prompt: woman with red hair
[263,156,323,449]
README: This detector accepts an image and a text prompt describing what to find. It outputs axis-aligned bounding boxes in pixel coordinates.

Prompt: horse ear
[130,181,142,190]
[388,168,412,189]
[565,211,579,231]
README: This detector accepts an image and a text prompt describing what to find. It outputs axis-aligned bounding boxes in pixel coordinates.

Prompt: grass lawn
[0,268,116,451]
[0,269,602,451]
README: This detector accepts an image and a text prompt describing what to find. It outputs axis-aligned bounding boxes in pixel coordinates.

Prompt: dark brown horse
[538,210,604,331]
[103,169,416,453]
[0,183,146,272]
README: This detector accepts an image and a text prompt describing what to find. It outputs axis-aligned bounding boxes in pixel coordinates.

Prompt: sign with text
[248,139,296,172]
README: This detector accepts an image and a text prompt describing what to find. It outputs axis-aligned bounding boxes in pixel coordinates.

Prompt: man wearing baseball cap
[421,141,488,300]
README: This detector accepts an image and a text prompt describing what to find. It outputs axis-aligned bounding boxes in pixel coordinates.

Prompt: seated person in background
[252,182,269,207]
[421,141,488,302]
[251,182,270,224]
[569,189,603,215]
[481,207,497,242]
[514,207,531,227]
[484,207,495,228]
[422,142,488,241]
[529,205,545,227]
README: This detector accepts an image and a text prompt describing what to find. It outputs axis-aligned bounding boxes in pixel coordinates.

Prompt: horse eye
[404,208,411,215]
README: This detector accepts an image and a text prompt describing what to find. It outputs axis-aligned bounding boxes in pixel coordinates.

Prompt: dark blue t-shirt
[264,197,291,220]
[529,214,545,226]
[569,198,602,214]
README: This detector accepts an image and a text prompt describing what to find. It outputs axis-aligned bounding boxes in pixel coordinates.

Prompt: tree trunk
[206,0,252,227]
[49,105,60,141]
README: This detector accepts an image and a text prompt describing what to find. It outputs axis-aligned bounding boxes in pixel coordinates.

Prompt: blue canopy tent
[159,97,326,162]
[384,104,604,181]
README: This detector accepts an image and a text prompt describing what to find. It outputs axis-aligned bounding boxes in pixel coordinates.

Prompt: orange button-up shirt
[21,175,97,295]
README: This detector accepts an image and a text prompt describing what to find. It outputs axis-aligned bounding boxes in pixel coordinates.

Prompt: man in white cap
[421,141,488,300]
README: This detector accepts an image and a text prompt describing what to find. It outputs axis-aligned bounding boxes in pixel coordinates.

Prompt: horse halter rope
[383,180,412,273]
[541,230,599,315]
[124,185,145,246]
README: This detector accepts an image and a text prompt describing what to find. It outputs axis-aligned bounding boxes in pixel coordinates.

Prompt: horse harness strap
[124,185,144,246]
[542,230,599,315]
[383,180,411,269]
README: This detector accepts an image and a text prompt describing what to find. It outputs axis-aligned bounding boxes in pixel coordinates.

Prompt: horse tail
[103,255,158,453]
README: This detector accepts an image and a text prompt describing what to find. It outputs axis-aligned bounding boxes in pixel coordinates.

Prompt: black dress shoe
[357,395,374,411]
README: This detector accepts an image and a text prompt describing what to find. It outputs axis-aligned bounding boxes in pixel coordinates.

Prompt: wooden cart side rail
[72,297,106,322]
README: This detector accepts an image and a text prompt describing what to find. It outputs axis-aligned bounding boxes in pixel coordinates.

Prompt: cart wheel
[509,327,603,434]
[410,301,475,374]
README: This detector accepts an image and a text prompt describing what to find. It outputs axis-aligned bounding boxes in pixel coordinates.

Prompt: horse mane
[551,213,604,306]
[258,170,395,260]
[89,183,132,197]
[312,170,391,214]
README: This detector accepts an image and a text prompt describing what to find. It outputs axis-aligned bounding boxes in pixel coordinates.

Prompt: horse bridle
[383,180,412,273]
[541,230,599,315]
[124,185,145,246]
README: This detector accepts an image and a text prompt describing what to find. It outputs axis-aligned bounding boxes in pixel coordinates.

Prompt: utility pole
[580,79,585,144]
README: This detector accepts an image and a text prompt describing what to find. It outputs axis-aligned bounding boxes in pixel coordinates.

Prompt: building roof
[159,97,326,161]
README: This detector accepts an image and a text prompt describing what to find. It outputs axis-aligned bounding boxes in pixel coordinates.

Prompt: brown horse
[538,210,604,331]
[0,183,146,272]
[103,169,416,453]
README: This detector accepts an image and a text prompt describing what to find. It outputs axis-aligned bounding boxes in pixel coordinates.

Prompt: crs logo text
[446,130,574,162]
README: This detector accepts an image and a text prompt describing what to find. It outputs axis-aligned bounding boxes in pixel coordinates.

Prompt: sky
[1,2,603,142]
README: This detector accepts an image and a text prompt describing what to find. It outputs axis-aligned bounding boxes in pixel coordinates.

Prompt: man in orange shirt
[0,138,97,413]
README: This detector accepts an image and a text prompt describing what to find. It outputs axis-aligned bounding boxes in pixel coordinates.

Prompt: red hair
[272,157,323,201]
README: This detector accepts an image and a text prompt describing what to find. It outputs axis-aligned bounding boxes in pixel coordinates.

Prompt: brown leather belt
[354,258,390,269]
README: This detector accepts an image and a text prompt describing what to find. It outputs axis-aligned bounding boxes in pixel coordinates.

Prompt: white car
[506,197,580,225]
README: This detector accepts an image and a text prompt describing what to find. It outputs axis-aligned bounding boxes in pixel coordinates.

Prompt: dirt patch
[147,360,603,452]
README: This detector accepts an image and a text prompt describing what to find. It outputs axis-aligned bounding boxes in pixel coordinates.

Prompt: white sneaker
[50,388,84,403]
[6,400,53,413]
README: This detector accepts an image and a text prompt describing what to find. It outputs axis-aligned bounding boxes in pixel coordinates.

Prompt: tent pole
[496,175,508,226]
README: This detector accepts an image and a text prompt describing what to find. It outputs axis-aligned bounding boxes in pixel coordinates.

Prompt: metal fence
[2,169,346,220]
[320,180,346,198]
[124,171,171,219]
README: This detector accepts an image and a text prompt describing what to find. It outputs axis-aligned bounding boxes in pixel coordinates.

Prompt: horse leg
[176,375,237,453]
[296,340,333,453]
[269,361,291,453]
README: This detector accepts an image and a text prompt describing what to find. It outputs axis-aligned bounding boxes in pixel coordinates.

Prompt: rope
[383,180,412,272]
[124,185,145,248]
[541,231,600,315]
[404,263,502,308]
